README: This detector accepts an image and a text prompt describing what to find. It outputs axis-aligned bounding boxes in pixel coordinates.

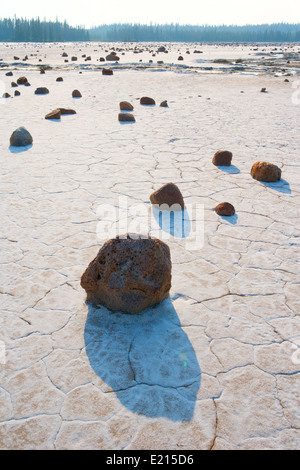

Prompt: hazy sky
[2,0,300,27]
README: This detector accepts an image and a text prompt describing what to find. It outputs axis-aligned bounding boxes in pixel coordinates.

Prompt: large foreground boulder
[251,161,281,182]
[81,234,172,314]
[10,127,33,147]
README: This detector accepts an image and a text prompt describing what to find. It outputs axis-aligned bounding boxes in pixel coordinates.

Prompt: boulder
[80,233,172,314]
[119,101,134,111]
[250,161,281,182]
[212,150,232,166]
[72,89,82,97]
[150,182,184,210]
[34,87,49,95]
[10,127,33,147]
[215,202,235,216]
[140,96,155,105]
[118,113,135,122]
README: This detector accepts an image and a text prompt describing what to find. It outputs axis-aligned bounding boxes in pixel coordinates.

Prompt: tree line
[0,17,89,42]
[0,17,299,43]
[90,23,300,43]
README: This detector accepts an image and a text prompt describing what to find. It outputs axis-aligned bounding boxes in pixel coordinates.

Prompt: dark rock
[14,90,20,96]
[2,92,11,98]
[119,101,134,111]
[80,233,172,314]
[11,82,18,87]
[17,76,28,85]
[45,109,61,120]
[10,127,33,147]
[215,202,235,216]
[5,71,13,76]
[212,150,232,166]
[72,89,82,97]
[56,77,63,82]
[58,108,76,115]
[160,100,168,107]
[250,161,281,182]
[140,96,155,105]
[102,68,113,75]
[150,182,184,210]
[34,87,49,95]
[118,113,135,122]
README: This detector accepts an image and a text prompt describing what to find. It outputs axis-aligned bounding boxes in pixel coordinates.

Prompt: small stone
[160,100,168,107]
[120,101,134,111]
[35,87,49,95]
[11,82,18,87]
[45,109,61,120]
[56,77,63,82]
[118,113,135,122]
[102,68,113,75]
[10,127,33,147]
[2,92,11,98]
[14,90,20,96]
[250,161,281,182]
[72,89,82,97]
[150,182,184,210]
[212,150,233,166]
[140,96,155,105]
[80,233,172,314]
[178,56,184,60]
[260,87,267,93]
[215,202,235,216]
[5,71,13,76]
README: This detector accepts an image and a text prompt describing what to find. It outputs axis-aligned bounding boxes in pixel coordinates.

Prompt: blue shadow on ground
[215,164,240,174]
[259,178,291,194]
[152,205,191,238]
[84,297,201,422]
[9,144,33,153]
[220,213,238,225]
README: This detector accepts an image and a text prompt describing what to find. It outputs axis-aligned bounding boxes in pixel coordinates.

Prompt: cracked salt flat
[0,42,300,449]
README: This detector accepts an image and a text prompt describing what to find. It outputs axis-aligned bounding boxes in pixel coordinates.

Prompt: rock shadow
[215,165,240,174]
[9,144,33,153]
[259,178,291,194]
[84,297,201,422]
[152,205,191,238]
[220,213,238,225]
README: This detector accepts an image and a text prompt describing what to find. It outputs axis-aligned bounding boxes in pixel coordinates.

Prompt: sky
[1,0,300,28]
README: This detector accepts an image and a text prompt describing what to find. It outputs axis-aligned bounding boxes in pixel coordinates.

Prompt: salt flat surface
[0,42,300,450]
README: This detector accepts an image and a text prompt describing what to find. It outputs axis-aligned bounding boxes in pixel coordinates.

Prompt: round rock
[140,96,155,105]
[212,150,232,166]
[250,161,281,182]
[215,202,235,216]
[120,101,134,111]
[10,127,33,147]
[80,233,172,314]
[72,89,82,98]
[34,87,49,95]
